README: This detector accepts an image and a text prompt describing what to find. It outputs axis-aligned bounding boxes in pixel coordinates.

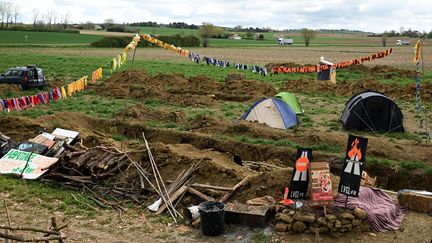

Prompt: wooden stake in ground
[4,199,12,243]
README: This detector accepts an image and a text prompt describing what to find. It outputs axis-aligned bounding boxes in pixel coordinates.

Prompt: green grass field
[0,28,385,47]
[0,30,104,45]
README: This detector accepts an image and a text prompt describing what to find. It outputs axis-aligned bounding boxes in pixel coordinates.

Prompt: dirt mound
[0,84,21,96]
[97,70,276,104]
[114,104,186,123]
[0,116,43,141]
[219,79,276,101]
[283,78,432,100]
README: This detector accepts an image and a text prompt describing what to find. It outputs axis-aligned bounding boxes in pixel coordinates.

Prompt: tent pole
[420,41,430,144]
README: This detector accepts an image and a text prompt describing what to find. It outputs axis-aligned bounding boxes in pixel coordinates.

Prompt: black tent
[340,91,405,132]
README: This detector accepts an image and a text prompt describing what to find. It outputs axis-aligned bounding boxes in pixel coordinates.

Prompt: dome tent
[340,91,404,132]
[275,92,304,115]
[241,98,298,130]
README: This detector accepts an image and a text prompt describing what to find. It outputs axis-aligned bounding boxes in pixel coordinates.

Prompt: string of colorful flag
[0,34,139,113]
[139,33,392,76]
[413,39,430,143]
[140,33,269,76]
[271,49,393,74]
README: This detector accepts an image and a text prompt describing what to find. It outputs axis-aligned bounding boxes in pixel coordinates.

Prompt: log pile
[43,142,152,205]
[47,143,136,184]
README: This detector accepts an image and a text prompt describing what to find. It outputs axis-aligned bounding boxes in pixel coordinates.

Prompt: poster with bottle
[309,162,334,205]
[288,148,312,199]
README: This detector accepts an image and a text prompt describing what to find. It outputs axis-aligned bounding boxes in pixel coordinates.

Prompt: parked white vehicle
[277,38,294,45]
[396,40,410,45]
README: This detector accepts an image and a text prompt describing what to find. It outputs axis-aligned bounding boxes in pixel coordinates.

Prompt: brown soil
[1,66,431,242]
[96,70,275,104]
[0,84,20,95]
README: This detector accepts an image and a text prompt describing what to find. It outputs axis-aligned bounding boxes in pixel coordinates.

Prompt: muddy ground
[0,66,431,242]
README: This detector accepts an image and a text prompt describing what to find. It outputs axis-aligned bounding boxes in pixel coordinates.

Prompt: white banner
[0,149,58,179]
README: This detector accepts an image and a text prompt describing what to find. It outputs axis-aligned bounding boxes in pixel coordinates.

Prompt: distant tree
[104,18,114,28]
[245,31,254,39]
[301,28,316,46]
[46,9,55,29]
[0,2,5,28]
[4,1,11,28]
[13,4,19,25]
[61,13,70,29]
[199,22,223,47]
[381,31,388,47]
[257,33,264,40]
[32,8,39,28]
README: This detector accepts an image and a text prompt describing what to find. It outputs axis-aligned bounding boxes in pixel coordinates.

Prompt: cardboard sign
[338,135,368,197]
[288,148,312,199]
[52,128,79,144]
[309,162,333,205]
[0,149,58,179]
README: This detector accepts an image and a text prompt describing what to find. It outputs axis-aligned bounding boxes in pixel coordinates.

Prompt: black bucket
[198,201,226,236]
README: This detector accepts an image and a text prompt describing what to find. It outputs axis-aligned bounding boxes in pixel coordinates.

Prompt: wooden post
[344,195,349,210]
[131,46,137,68]
[420,42,430,144]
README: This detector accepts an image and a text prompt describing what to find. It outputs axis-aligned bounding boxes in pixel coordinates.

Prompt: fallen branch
[71,194,99,211]
[188,187,216,202]
[220,176,250,203]
[156,185,189,215]
[49,173,94,184]
[0,232,66,242]
[0,226,60,235]
[166,182,232,192]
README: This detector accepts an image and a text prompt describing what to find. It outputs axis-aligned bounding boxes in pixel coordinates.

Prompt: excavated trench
[0,109,430,193]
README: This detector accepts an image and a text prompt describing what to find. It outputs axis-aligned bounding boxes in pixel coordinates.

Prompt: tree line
[0,1,71,31]
[0,1,19,28]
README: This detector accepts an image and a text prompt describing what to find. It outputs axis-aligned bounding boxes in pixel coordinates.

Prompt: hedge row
[1,26,80,34]
[91,34,200,48]
[90,36,147,48]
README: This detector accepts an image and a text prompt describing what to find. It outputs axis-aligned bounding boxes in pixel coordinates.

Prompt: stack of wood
[43,142,155,205]
[47,143,134,185]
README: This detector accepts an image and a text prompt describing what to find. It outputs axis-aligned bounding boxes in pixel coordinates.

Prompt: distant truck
[396,40,410,45]
[0,65,45,89]
[278,38,294,45]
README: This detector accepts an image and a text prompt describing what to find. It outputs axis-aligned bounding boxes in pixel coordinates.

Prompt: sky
[11,0,432,33]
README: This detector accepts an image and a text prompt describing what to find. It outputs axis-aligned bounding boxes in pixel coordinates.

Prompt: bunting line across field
[0,34,141,113]
[138,33,393,76]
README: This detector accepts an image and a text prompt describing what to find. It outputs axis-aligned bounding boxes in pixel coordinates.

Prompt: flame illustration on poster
[345,138,362,175]
[288,148,312,199]
[338,135,368,197]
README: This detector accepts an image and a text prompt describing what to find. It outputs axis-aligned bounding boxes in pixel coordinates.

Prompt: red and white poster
[310,162,333,204]
[0,149,58,179]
